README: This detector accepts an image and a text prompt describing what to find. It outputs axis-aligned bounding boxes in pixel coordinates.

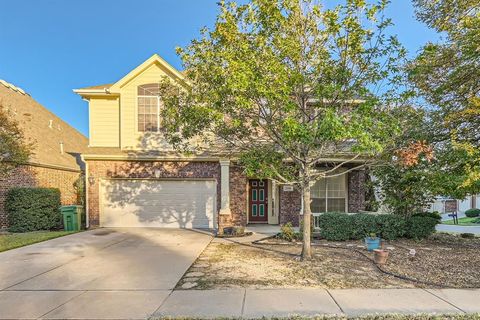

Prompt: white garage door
[100,179,216,228]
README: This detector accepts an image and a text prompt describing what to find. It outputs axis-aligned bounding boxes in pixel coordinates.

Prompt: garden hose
[249,235,451,289]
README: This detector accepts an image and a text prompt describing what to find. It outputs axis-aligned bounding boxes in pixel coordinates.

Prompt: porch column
[219,159,231,215]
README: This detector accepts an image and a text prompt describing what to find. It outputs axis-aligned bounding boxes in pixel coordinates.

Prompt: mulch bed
[177,233,480,289]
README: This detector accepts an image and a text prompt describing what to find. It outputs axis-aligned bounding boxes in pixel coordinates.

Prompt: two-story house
[75,54,367,230]
[0,79,88,229]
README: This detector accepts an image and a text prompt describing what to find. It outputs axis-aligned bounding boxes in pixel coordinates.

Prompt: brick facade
[218,165,248,230]
[347,170,367,212]
[277,170,367,226]
[85,160,367,230]
[0,165,81,229]
[86,160,248,229]
[279,186,302,226]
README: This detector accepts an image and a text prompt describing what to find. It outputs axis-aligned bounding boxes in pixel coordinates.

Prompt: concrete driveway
[0,228,212,319]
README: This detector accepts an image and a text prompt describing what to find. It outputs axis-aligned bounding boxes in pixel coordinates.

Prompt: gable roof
[0,80,88,171]
[74,54,185,96]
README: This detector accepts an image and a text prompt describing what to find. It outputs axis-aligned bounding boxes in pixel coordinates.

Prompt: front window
[311,173,347,213]
[137,83,161,132]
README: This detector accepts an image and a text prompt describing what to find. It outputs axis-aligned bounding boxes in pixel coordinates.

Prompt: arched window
[137,83,161,132]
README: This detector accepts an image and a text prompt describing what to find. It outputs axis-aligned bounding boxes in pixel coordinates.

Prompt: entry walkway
[153,288,480,318]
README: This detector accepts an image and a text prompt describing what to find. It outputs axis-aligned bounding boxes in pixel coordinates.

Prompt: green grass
[443,217,480,226]
[0,230,78,252]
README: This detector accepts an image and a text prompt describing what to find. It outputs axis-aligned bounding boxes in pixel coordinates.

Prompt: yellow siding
[119,62,175,150]
[89,97,120,147]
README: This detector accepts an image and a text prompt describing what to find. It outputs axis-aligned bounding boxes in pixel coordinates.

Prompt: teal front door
[249,179,268,222]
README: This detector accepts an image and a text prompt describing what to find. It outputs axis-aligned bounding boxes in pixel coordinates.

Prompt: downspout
[84,161,89,229]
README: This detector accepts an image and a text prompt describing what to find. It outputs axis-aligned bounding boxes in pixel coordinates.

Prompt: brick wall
[0,165,81,229]
[219,165,248,229]
[279,186,302,226]
[277,169,367,226]
[347,170,367,212]
[86,160,247,229]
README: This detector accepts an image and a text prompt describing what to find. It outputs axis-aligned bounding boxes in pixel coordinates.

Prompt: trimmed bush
[350,213,378,240]
[317,212,437,241]
[318,212,352,241]
[279,222,296,241]
[376,214,407,240]
[405,216,437,239]
[6,188,62,232]
[465,208,480,218]
[413,211,442,223]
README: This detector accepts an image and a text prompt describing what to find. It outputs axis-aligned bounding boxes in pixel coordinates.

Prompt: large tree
[409,0,480,196]
[0,103,32,177]
[159,0,407,259]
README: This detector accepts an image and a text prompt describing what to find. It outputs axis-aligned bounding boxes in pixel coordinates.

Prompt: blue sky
[0,0,438,137]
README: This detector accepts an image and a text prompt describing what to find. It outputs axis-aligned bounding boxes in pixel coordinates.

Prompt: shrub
[412,211,442,223]
[279,222,296,241]
[233,226,245,236]
[460,233,475,239]
[376,214,407,240]
[6,188,62,232]
[350,213,378,240]
[405,216,437,239]
[318,212,352,241]
[465,208,480,218]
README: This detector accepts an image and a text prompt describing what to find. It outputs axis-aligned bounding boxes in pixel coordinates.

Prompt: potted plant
[364,232,381,251]
[373,249,389,264]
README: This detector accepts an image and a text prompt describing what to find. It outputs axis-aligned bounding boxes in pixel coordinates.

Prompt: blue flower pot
[365,237,381,251]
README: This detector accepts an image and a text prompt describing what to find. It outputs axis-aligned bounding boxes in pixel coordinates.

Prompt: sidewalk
[436,224,480,235]
[153,288,480,319]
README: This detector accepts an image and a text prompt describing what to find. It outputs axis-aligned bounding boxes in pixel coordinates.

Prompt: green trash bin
[60,205,83,231]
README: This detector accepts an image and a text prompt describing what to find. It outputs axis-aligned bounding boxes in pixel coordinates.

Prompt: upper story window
[137,83,161,132]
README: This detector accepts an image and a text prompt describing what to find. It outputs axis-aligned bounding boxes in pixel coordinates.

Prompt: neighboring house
[0,80,88,230]
[74,54,367,230]
[429,195,479,214]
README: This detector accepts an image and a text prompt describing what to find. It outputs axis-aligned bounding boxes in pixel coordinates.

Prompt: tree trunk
[301,182,312,260]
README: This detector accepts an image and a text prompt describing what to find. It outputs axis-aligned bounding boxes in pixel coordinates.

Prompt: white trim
[110,54,185,91]
[98,177,217,229]
[81,154,222,161]
[219,159,231,215]
[310,171,348,214]
[136,94,162,134]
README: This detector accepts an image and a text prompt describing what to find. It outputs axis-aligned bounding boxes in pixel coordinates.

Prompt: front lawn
[443,217,480,226]
[177,233,480,290]
[0,230,77,252]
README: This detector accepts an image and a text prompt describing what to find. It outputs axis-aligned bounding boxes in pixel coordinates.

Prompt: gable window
[311,172,347,213]
[137,83,161,132]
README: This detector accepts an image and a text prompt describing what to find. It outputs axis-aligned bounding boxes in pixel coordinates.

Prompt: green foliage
[376,214,407,240]
[158,0,408,258]
[0,104,32,177]
[405,216,438,239]
[373,158,439,217]
[6,188,62,232]
[350,213,377,239]
[412,211,442,223]
[465,208,480,218]
[410,0,480,196]
[279,222,296,242]
[318,213,435,241]
[318,213,352,241]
